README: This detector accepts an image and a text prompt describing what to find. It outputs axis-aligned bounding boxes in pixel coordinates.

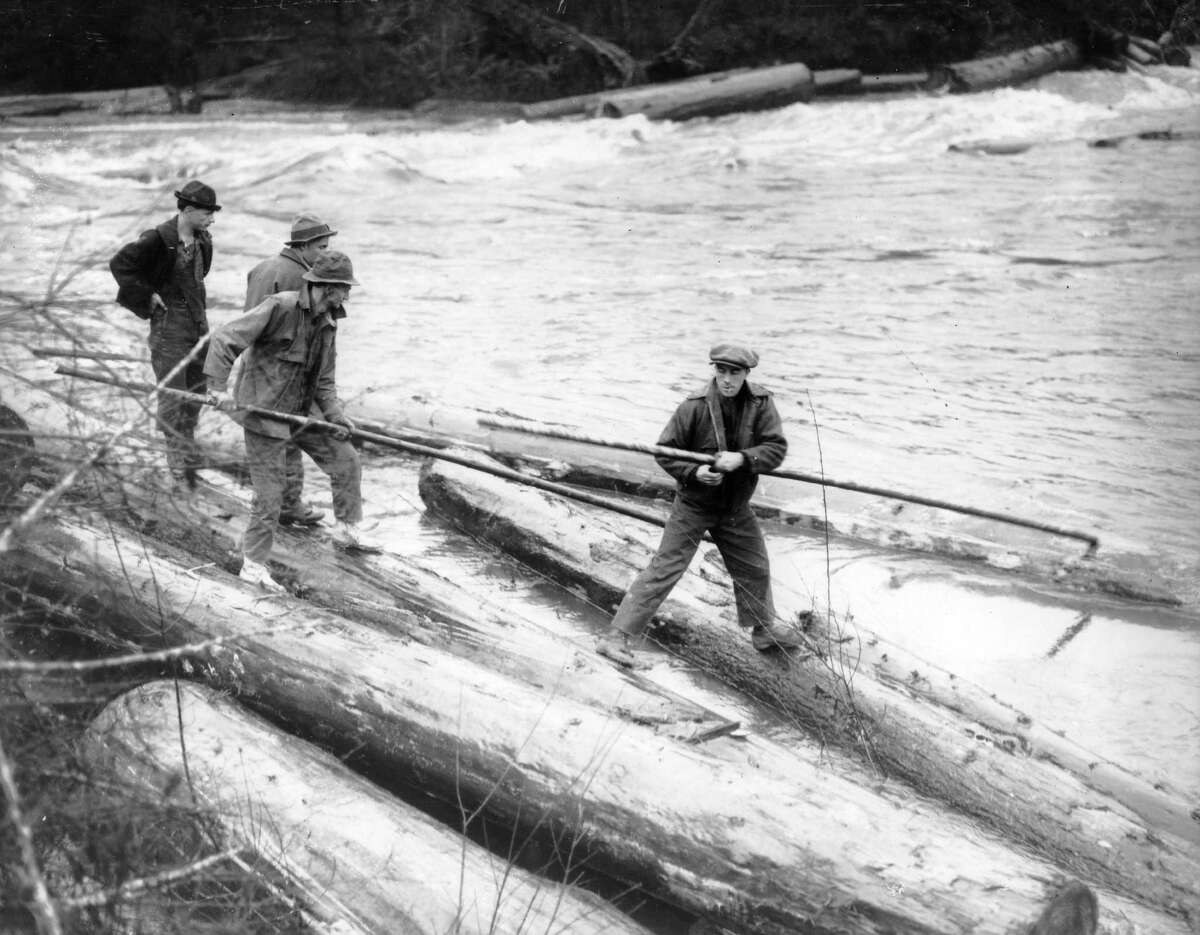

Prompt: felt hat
[302,250,360,286]
[174,180,221,211]
[287,213,338,245]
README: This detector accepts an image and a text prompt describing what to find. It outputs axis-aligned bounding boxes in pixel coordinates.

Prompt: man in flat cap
[597,342,803,666]
[205,251,380,593]
[110,179,221,490]
[242,212,340,527]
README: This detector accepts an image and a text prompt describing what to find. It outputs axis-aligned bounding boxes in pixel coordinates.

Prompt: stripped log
[594,63,814,121]
[4,515,1191,935]
[941,40,1084,92]
[87,680,651,935]
[417,453,1200,917]
[520,67,752,120]
[812,68,863,96]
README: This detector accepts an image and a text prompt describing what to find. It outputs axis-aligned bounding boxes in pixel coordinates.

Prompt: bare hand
[713,451,745,473]
[694,464,724,486]
[208,390,234,411]
[150,293,166,314]
[329,414,355,441]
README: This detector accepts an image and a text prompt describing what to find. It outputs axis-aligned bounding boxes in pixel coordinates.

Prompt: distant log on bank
[6,516,1189,934]
[416,455,1200,918]
[521,63,813,122]
[938,39,1084,92]
[88,680,650,935]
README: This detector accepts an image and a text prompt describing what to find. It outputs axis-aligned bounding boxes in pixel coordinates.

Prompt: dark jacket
[656,380,787,512]
[110,217,213,319]
[204,289,344,440]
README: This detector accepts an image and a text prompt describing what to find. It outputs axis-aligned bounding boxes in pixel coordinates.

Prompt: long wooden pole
[53,367,672,530]
[53,366,1098,554]
[476,414,1101,555]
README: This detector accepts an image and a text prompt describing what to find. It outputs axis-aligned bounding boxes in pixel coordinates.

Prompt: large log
[520,67,753,120]
[416,454,1200,916]
[5,516,1188,935]
[593,63,814,121]
[939,40,1084,93]
[87,680,651,935]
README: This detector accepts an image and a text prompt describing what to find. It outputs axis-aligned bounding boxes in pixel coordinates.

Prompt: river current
[2,62,1198,799]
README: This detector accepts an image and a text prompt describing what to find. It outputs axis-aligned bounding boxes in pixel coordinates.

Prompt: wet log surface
[939,40,1084,93]
[87,679,652,935]
[593,63,815,121]
[4,514,1189,935]
[417,454,1200,920]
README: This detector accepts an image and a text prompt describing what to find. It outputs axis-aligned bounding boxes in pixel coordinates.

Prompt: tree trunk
[939,40,1084,93]
[416,455,1200,919]
[5,516,1188,935]
[87,680,652,935]
[594,63,814,121]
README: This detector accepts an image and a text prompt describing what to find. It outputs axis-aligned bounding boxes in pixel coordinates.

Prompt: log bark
[5,516,1189,935]
[594,63,814,121]
[87,680,651,935]
[416,455,1200,918]
[940,40,1084,93]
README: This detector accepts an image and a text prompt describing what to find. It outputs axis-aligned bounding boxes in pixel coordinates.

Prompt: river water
[2,63,1199,803]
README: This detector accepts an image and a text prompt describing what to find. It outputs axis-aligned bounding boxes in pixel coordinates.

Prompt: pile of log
[4,374,1198,933]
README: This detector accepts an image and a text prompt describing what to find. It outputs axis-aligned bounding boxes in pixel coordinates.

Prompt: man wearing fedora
[205,251,381,593]
[110,179,221,490]
[597,342,804,666]
[242,212,340,527]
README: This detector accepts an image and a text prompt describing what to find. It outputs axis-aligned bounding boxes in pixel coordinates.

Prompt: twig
[0,733,63,935]
[65,847,241,908]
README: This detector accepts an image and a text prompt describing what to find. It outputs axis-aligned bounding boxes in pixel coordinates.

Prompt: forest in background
[1,0,1196,109]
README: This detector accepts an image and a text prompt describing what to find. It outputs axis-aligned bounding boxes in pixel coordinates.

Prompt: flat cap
[174,180,221,211]
[287,213,338,245]
[709,343,759,370]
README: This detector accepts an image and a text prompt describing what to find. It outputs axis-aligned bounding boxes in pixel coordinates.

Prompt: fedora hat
[302,251,360,286]
[286,212,338,245]
[174,180,221,211]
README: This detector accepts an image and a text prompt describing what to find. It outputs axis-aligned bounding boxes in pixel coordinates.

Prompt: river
[2,62,1198,812]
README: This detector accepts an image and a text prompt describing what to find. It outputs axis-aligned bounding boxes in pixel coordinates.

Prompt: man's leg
[150,326,205,483]
[294,429,378,551]
[711,506,775,630]
[610,500,709,638]
[279,443,323,524]
[241,430,289,563]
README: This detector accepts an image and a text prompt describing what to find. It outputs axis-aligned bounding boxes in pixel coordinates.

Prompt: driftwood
[4,514,1189,935]
[594,63,814,121]
[416,454,1200,918]
[939,40,1084,93]
[87,680,651,935]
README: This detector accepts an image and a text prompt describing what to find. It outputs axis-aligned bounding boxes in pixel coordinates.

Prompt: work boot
[239,557,285,594]
[331,521,382,553]
[596,631,636,668]
[279,501,325,526]
[751,621,805,652]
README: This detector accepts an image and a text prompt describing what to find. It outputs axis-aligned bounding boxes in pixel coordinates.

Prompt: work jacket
[204,289,344,439]
[110,217,213,319]
[655,380,787,513]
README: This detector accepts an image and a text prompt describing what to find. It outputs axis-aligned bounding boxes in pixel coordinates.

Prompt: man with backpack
[110,180,220,490]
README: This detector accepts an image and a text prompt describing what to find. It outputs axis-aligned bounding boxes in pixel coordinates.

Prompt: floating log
[594,63,814,121]
[5,514,1190,935]
[520,67,752,120]
[940,40,1084,93]
[860,72,935,94]
[1123,38,1159,65]
[811,68,863,96]
[417,453,1200,915]
[88,680,650,935]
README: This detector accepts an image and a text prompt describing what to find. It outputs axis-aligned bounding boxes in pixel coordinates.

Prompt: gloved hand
[328,413,355,441]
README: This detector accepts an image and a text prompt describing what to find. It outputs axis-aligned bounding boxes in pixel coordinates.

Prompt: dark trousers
[149,320,206,476]
[242,427,362,561]
[611,498,774,637]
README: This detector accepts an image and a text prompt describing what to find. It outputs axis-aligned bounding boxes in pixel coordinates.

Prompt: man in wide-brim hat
[109,179,222,489]
[205,250,382,594]
[241,212,340,527]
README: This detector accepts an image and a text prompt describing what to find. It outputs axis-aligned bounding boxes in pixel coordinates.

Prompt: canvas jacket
[110,217,213,319]
[655,380,787,513]
[204,289,344,439]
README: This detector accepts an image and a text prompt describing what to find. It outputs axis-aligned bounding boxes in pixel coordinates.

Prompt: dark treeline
[1,0,1195,107]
